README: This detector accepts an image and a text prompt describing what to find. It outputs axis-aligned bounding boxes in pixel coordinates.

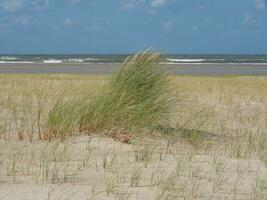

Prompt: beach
[0,72,266,199]
[1,0,266,198]
[0,53,267,200]
[1,62,267,75]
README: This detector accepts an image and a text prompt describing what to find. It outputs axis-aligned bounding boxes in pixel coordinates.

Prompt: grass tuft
[45,97,82,141]
[45,50,173,140]
[79,50,173,134]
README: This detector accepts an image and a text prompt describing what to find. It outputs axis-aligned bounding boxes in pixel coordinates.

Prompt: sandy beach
[0,72,266,199]
[1,0,267,198]
[1,63,267,75]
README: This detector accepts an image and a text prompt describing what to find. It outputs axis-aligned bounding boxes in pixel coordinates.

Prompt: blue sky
[0,0,267,54]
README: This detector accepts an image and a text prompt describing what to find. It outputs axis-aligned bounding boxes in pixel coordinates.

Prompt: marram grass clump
[79,51,173,133]
[44,97,81,141]
[46,50,174,140]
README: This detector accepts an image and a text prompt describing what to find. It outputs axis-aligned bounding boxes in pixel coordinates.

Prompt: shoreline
[1,63,267,75]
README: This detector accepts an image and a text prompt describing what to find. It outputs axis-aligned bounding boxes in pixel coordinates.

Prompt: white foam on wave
[167,58,206,63]
[64,57,105,63]
[162,62,207,65]
[0,61,33,64]
[0,56,18,61]
[66,58,85,63]
[43,59,63,63]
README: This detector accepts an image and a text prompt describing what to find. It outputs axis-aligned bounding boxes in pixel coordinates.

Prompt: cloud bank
[1,0,50,12]
[1,0,25,12]
[254,0,266,10]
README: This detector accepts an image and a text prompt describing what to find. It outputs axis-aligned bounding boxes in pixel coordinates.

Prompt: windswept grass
[46,51,174,140]
[44,97,81,141]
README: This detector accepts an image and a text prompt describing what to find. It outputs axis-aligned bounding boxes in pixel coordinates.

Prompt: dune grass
[45,97,81,141]
[45,51,173,140]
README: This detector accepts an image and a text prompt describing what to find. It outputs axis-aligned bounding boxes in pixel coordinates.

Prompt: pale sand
[1,63,267,75]
[0,75,266,199]
[0,136,266,200]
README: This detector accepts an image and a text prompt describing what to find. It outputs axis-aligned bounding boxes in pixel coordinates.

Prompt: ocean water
[1,54,267,65]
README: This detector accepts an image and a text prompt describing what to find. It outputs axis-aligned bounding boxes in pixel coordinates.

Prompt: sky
[0,0,267,54]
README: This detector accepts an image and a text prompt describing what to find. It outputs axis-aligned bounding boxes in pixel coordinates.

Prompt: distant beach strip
[1,54,267,65]
[0,55,267,75]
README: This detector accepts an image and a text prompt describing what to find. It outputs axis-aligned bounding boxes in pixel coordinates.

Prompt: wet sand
[1,63,267,75]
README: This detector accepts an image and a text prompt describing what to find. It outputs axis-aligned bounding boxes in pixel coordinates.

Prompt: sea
[1,54,267,65]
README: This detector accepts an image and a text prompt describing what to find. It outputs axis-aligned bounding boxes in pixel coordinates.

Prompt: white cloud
[120,0,144,11]
[121,0,174,12]
[254,0,266,10]
[121,2,134,10]
[150,0,167,8]
[1,0,49,12]
[1,0,25,12]
[32,0,49,10]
